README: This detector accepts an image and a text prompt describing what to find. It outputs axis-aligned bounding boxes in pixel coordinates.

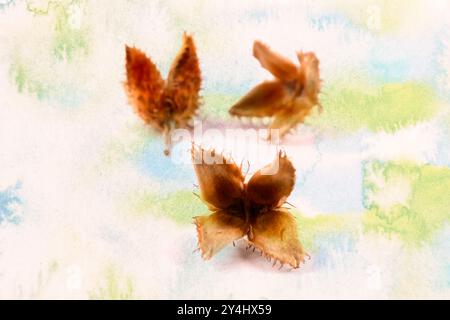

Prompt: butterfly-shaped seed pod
[229,41,321,139]
[125,33,201,155]
[192,145,307,269]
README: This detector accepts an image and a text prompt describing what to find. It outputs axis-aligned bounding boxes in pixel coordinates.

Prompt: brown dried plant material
[192,145,307,269]
[229,40,321,138]
[125,33,201,155]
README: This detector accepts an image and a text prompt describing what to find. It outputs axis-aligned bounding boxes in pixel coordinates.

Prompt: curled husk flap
[230,40,321,138]
[125,33,201,154]
[192,146,305,269]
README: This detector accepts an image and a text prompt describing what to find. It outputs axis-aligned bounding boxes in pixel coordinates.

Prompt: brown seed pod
[192,145,307,269]
[229,40,321,139]
[124,33,201,155]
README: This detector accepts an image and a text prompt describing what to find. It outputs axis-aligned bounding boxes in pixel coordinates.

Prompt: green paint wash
[8,1,90,104]
[295,212,360,253]
[309,81,439,133]
[362,161,450,246]
[10,60,27,93]
[129,190,206,225]
[129,189,361,244]
[89,266,136,300]
[9,58,50,99]
[35,260,60,298]
[9,58,84,106]
[98,125,150,169]
[52,1,90,61]
[331,0,423,34]
[26,0,91,61]
[202,92,242,119]
[48,260,59,273]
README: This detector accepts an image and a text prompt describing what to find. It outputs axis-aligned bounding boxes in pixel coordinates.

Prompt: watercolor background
[1,0,449,299]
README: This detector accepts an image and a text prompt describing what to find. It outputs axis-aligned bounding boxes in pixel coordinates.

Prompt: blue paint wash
[295,162,363,213]
[243,8,274,24]
[51,84,88,109]
[433,28,450,101]
[135,129,369,214]
[308,12,358,32]
[310,11,444,87]
[135,139,195,190]
[367,35,441,85]
[311,231,357,269]
[0,181,23,225]
[293,133,367,214]
[430,227,450,289]
[0,0,14,11]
